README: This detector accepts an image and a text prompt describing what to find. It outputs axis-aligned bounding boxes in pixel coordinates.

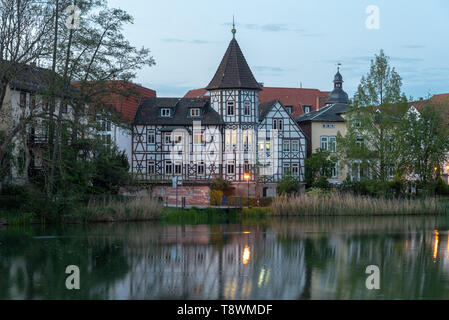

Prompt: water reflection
[1,215,449,300]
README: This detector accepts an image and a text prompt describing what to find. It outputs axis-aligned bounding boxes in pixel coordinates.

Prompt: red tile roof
[185,87,329,118]
[72,80,156,123]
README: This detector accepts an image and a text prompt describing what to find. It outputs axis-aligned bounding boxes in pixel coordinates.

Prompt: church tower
[206,21,261,181]
[326,66,349,105]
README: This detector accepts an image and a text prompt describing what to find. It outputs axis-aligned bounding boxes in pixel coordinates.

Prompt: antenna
[231,15,236,38]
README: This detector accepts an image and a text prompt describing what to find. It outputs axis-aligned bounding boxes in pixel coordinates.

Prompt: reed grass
[271,192,447,216]
[84,196,163,222]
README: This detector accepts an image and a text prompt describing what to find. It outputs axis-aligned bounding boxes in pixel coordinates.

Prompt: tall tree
[338,50,408,182]
[398,101,449,186]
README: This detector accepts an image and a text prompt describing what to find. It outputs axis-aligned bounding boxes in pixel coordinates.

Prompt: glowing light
[242,246,251,265]
[433,230,439,262]
[243,231,251,234]
[244,174,251,181]
[434,166,439,172]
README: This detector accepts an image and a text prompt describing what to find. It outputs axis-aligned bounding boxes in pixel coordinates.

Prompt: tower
[326,65,349,105]
[206,21,261,181]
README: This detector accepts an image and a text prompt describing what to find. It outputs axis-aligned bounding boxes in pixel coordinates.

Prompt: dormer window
[161,108,171,117]
[303,105,311,114]
[190,108,200,117]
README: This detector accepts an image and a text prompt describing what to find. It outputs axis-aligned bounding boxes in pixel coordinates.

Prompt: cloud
[160,38,216,44]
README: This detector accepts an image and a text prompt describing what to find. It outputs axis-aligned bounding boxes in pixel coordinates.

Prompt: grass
[271,192,448,216]
[82,196,163,222]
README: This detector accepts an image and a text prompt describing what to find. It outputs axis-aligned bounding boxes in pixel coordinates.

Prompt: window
[193,130,205,144]
[286,106,293,114]
[329,136,337,153]
[164,133,172,144]
[283,140,290,152]
[291,140,299,152]
[273,119,283,131]
[161,108,171,117]
[227,101,235,116]
[320,136,329,151]
[148,131,155,144]
[283,163,291,175]
[174,163,182,175]
[292,163,299,176]
[190,108,200,117]
[197,163,205,175]
[61,103,68,114]
[354,120,362,127]
[165,161,172,175]
[303,105,311,114]
[331,162,338,179]
[227,163,235,174]
[356,137,364,148]
[148,162,155,174]
[244,161,250,173]
[20,92,26,108]
[322,124,335,129]
[244,101,251,116]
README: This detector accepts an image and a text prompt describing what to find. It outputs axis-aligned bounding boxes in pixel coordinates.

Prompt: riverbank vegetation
[271,192,447,216]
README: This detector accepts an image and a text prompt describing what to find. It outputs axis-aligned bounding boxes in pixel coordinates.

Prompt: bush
[210,190,223,206]
[277,175,301,195]
[210,178,232,192]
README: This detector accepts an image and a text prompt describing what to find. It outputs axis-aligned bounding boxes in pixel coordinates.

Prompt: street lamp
[244,173,251,208]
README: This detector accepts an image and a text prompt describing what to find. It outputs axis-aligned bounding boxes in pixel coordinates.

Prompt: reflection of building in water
[113,225,307,300]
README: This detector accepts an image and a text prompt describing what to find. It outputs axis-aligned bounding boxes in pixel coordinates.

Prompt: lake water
[1,215,449,300]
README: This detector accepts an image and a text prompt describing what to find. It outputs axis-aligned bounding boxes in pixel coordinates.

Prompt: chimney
[300,82,302,88]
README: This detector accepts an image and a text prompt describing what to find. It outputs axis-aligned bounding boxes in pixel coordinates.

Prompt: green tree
[398,101,449,187]
[305,149,336,188]
[338,50,408,182]
[277,175,301,195]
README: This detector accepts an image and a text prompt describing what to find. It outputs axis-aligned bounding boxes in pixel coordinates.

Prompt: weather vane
[337,62,342,71]
[232,15,236,38]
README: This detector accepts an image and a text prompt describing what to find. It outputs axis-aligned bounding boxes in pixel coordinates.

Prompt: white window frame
[283,140,290,152]
[165,161,173,175]
[161,108,171,117]
[227,163,235,175]
[148,130,155,144]
[190,108,200,117]
[148,162,155,174]
[243,101,251,116]
[291,140,299,152]
[292,163,299,176]
[320,136,329,151]
[227,101,235,116]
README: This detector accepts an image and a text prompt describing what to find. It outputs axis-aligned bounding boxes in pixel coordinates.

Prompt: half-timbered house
[131,28,307,202]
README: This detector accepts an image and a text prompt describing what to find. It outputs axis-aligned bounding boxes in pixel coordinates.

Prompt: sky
[107,0,449,100]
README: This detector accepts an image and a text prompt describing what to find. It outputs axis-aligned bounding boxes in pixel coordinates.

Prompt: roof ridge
[309,104,334,120]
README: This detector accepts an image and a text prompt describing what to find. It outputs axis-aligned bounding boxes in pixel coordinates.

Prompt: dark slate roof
[259,99,278,120]
[133,97,224,125]
[1,60,79,98]
[206,38,261,91]
[326,88,349,104]
[296,103,348,123]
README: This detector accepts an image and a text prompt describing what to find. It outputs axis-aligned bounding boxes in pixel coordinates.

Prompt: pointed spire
[231,15,236,38]
[206,36,260,91]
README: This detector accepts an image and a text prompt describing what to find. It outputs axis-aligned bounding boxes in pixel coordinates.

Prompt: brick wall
[153,185,210,206]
